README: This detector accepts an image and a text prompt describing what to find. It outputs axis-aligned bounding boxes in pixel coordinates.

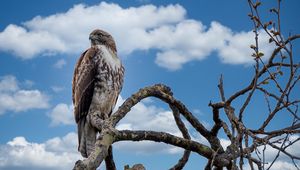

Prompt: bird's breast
[94,45,124,91]
[97,45,121,71]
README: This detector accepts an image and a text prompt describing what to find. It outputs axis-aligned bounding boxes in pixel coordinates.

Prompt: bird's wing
[72,47,97,123]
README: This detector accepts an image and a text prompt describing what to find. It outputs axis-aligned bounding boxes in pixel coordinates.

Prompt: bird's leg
[87,111,104,132]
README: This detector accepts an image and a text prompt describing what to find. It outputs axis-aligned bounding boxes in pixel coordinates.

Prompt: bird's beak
[89,34,96,41]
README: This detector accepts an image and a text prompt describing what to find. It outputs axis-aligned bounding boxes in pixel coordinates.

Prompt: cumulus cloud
[0,133,81,170]
[0,2,274,70]
[0,75,49,114]
[0,24,66,58]
[48,103,74,126]
[0,75,19,92]
[115,96,183,134]
[0,2,184,59]
[218,30,272,64]
[154,21,273,70]
[114,96,196,154]
[45,132,78,153]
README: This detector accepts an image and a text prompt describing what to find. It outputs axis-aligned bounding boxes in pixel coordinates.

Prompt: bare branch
[169,105,191,170]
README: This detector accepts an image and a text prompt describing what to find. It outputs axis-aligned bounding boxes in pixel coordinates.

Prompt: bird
[72,29,124,158]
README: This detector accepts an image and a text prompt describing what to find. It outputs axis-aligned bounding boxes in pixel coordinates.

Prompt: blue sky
[0,0,299,169]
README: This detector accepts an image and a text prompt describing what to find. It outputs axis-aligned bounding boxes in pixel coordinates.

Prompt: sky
[0,0,299,170]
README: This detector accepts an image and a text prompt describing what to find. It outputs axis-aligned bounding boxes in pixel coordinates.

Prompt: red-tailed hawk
[72,29,124,157]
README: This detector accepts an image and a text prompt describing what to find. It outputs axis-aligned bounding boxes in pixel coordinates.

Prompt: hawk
[72,29,124,157]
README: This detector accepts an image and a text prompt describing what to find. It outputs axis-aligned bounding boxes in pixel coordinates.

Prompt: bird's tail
[77,116,97,158]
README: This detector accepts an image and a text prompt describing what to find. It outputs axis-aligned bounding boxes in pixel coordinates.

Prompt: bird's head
[89,29,117,52]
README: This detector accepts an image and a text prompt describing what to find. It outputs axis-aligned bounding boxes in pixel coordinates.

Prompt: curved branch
[111,84,172,125]
[111,84,210,138]
[112,84,227,155]
[115,130,213,158]
[73,127,232,170]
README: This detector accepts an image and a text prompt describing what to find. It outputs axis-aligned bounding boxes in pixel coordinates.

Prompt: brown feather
[72,47,97,123]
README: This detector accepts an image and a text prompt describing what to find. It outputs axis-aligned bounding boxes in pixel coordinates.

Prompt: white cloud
[0,75,49,114]
[114,96,188,154]
[154,21,229,70]
[0,133,81,170]
[0,24,66,59]
[0,2,274,70]
[0,75,19,92]
[53,59,66,69]
[218,30,273,64]
[45,132,78,153]
[0,2,184,59]
[48,103,74,126]
[114,96,211,155]
[154,21,274,70]
[115,96,182,135]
